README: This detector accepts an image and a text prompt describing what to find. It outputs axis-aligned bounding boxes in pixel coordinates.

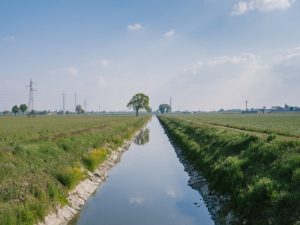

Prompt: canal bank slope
[158,115,300,225]
[37,121,150,225]
[70,116,216,225]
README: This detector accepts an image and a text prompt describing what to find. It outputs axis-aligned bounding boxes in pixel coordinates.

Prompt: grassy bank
[0,115,149,225]
[158,115,299,225]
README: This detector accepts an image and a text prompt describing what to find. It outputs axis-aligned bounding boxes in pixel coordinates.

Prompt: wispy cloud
[97,59,110,67]
[232,0,296,15]
[128,23,143,31]
[188,53,258,74]
[52,66,79,76]
[275,46,300,63]
[164,29,175,38]
[166,190,176,198]
[129,197,144,204]
[2,35,16,42]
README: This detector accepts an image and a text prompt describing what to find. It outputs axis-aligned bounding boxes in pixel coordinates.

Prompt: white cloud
[188,53,258,74]
[97,59,110,67]
[52,66,79,76]
[128,23,143,31]
[232,2,250,15]
[160,48,300,110]
[232,0,296,15]
[207,53,257,65]
[129,197,144,204]
[2,36,16,42]
[276,46,300,63]
[166,190,176,198]
[164,29,175,38]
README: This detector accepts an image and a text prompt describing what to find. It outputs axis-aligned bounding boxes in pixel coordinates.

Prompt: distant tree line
[11,104,28,115]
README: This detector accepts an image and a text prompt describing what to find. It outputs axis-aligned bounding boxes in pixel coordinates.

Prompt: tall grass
[159,115,300,225]
[0,115,149,224]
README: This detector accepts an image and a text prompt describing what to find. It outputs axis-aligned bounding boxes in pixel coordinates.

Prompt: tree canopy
[12,105,19,115]
[19,104,28,115]
[75,105,84,114]
[159,104,171,114]
[127,93,150,116]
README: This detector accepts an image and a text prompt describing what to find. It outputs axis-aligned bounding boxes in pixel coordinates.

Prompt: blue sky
[1,0,300,111]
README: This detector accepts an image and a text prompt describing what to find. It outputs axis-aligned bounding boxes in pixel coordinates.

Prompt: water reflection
[134,128,150,145]
[71,118,215,225]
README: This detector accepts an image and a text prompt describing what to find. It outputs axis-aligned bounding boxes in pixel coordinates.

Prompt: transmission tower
[27,79,37,112]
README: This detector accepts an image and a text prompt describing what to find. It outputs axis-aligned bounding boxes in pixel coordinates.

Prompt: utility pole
[62,92,66,114]
[27,79,37,112]
[170,97,172,112]
[245,100,248,111]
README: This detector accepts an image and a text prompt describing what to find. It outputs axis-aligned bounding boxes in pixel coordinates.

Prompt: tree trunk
[136,109,139,116]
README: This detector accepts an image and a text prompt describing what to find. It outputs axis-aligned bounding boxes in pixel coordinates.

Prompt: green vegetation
[158,104,171,114]
[159,114,300,225]
[127,93,150,116]
[177,113,300,137]
[0,115,149,225]
[19,104,28,115]
[12,105,19,116]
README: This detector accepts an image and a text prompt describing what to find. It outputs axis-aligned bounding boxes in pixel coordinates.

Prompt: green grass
[172,113,300,137]
[0,115,149,225]
[159,115,300,225]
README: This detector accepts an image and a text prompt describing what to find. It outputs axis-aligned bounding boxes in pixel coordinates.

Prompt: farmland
[0,115,149,225]
[173,113,300,138]
[159,113,300,225]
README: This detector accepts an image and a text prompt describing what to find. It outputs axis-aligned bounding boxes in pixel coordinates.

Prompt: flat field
[170,112,300,137]
[0,115,149,225]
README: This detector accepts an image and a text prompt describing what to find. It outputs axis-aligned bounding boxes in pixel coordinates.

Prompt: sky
[0,0,300,112]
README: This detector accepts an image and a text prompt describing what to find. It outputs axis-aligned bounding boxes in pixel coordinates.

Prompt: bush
[83,148,108,172]
[56,166,86,190]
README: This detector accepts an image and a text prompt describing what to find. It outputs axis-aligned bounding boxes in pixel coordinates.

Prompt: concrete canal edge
[37,124,149,225]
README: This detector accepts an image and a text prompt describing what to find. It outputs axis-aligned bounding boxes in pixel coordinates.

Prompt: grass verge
[159,115,299,225]
[0,115,150,225]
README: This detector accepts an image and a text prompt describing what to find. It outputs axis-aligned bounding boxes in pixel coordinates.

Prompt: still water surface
[71,117,215,225]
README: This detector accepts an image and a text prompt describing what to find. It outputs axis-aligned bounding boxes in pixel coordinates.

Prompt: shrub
[56,166,86,190]
[83,148,108,172]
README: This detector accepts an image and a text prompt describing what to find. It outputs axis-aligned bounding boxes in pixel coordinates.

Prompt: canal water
[71,117,215,225]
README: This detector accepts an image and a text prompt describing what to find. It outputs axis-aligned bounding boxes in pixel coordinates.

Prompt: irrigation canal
[70,117,216,225]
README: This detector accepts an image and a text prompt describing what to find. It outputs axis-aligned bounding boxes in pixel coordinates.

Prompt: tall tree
[75,105,84,114]
[12,105,19,115]
[127,93,150,116]
[159,104,171,114]
[19,104,28,115]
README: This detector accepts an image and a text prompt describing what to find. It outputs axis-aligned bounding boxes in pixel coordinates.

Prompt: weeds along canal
[70,116,217,225]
